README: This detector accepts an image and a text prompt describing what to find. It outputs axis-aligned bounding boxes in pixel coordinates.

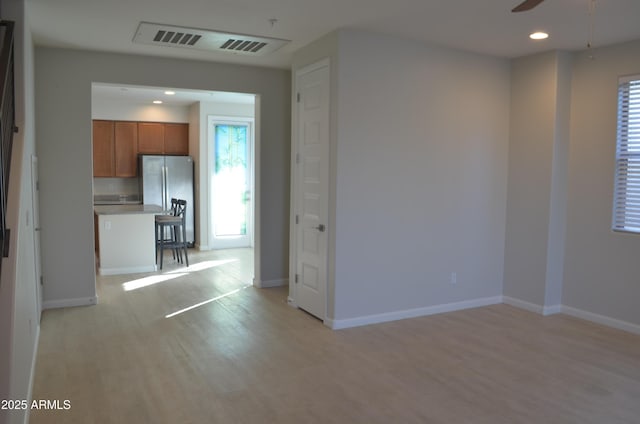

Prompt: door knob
[315,224,326,232]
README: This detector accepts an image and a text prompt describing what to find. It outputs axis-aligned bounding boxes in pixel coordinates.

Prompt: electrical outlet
[450,272,457,285]
[104,221,111,230]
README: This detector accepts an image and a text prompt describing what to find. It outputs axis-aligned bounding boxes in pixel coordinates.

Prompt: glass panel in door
[212,123,252,248]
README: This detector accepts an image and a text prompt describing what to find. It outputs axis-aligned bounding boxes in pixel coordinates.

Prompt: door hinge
[40,275,44,286]
[295,274,299,283]
[296,92,300,103]
[295,214,299,224]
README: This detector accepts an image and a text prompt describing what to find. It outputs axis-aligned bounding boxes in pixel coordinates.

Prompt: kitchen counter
[94,204,163,275]
[94,204,163,215]
[93,194,141,205]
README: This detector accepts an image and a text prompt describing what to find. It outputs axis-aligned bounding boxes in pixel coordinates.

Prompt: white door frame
[31,155,43,320]
[208,115,255,250]
[289,58,331,321]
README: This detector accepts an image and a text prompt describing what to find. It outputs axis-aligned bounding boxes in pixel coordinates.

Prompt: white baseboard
[503,296,543,314]
[98,265,156,276]
[42,296,98,310]
[543,304,563,316]
[288,292,640,335]
[502,296,562,316]
[260,278,288,288]
[503,297,640,335]
[326,296,503,330]
[561,305,640,336]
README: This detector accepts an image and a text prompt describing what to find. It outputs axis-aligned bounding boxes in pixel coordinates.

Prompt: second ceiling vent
[133,22,289,56]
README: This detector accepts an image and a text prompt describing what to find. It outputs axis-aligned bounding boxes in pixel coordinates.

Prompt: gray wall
[293,30,511,323]
[291,31,640,331]
[563,40,640,324]
[332,30,510,320]
[35,48,291,305]
[0,0,40,423]
[504,41,640,328]
[504,51,571,310]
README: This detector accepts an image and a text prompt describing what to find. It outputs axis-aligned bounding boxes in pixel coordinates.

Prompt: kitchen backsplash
[93,177,140,196]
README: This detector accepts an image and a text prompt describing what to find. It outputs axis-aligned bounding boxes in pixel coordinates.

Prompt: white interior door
[31,155,42,321]
[294,61,330,320]
[209,117,254,249]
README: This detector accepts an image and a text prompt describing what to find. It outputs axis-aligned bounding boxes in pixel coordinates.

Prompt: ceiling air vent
[133,22,289,56]
[220,39,268,54]
[152,30,202,47]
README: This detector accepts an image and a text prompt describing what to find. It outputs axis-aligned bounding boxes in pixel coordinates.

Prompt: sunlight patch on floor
[164,258,237,274]
[122,258,239,291]
[165,285,251,318]
[122,273,188,291]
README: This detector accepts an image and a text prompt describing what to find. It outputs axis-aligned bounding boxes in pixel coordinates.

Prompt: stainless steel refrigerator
[139,155,195,246]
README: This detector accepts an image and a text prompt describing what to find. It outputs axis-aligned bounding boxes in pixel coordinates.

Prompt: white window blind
[613,77,640,233]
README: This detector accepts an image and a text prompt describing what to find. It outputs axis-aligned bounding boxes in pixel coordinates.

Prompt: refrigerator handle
[164,165,170,210]
[162,165,167,210]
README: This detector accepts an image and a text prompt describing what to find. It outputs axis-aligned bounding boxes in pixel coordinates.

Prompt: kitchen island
[94,204,163,275]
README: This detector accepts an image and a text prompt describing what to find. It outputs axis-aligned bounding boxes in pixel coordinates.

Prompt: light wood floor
[31,249,640,423]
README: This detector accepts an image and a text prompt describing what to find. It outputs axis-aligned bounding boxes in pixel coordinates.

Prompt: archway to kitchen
[91,83,257,286]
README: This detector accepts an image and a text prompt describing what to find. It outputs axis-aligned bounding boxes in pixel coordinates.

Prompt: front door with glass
[210,119,254,249]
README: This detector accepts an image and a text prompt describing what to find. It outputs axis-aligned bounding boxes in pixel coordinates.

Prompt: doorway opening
[90,83,258,285]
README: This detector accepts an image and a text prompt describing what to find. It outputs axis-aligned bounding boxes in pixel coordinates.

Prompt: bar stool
[155,199,189,269]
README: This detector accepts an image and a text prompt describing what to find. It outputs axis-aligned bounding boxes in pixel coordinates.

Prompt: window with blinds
[613,77,640,233]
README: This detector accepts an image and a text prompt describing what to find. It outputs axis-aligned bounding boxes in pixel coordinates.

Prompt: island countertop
[94,204,164,215]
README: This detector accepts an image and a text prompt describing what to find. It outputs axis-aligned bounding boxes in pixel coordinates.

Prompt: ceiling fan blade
[512,0,545,12]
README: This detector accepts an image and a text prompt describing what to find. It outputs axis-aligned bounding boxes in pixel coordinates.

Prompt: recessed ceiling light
[153,100,163,104]
[530,32,549,40]
[164,90,175,95]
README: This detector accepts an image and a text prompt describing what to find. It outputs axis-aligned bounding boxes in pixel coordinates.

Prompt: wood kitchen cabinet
[93,120,115,177]
[138,122,189,155]
[94,120,189,177]
[93,120,139,177]
[137,122,165,154]
[164,123,189,155]
[114,121,138,177]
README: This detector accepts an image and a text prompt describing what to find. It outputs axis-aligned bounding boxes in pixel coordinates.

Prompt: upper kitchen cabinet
[137,122,165,154]
[93,120,139,177]
[138,122,189,155]
[164,123,189,155]
[94,120,190,177]
[114,122,138,177]
[93,120,115,177]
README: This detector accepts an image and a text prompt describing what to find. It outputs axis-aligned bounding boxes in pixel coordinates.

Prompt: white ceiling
[27,0,640,70]
[92,83,256,107]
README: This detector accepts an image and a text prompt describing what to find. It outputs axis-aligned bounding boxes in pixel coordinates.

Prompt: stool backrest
[169,198,179,215]
[175,199,187,220]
